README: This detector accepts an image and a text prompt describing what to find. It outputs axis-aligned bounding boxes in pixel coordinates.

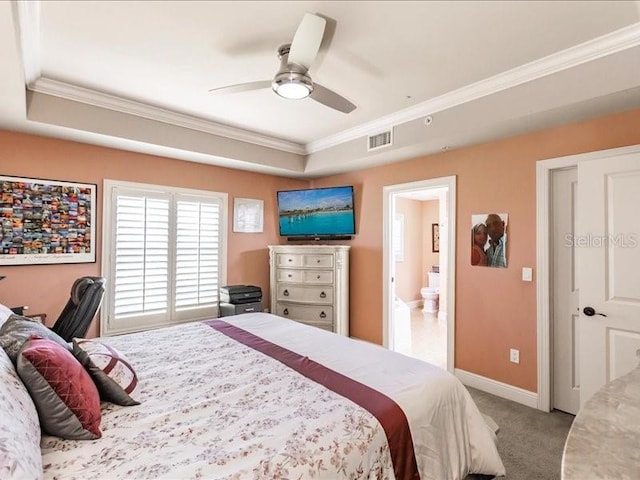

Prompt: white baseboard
[406,299,423,309]
[455,368,538,409]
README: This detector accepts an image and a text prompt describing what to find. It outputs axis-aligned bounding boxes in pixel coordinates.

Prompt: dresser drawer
[275,303,333,328]
[304,321,334,332]
[302,270,333,284]
[276,253,334,269]
[276,284,333,304]
[276,269,304,282]
[302,254,333,268]
[276,253,303,267]
[277,268,333,284]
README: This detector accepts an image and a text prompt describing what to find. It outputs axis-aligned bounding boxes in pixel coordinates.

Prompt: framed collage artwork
[0,175,96,265]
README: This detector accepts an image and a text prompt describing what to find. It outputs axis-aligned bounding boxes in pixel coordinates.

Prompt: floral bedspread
[41,321,393,479]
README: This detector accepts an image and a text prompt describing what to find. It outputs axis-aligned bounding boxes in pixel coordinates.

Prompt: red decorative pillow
[17,337,102,440]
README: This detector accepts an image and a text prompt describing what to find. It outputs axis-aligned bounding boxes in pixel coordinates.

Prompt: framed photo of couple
[471,213,508,268]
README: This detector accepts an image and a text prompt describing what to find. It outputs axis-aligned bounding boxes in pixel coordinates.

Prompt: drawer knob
[283,308,289,315]
[288,274,292,278]
[317,259,321,263]
[288,258,292,262]
[317,275,321,279]
[319,291,326,298]
[319,311,326,319]
[283,289,289,296]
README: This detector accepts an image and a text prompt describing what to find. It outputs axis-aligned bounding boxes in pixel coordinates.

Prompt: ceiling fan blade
[288,13,326,70]
[309,15,336,72]
[310,83,356,113]
[209,80,271,94]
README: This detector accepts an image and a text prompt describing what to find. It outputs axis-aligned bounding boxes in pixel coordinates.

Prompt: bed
[2,311,505,479]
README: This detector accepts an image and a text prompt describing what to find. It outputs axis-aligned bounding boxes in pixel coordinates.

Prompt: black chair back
[51,276,106,341]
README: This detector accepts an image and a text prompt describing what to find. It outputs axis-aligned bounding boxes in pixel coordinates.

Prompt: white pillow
[0,303,14,329]
[0,347,43,479]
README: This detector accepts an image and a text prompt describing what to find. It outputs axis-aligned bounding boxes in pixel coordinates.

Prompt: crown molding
[14,0,304,155]
[306,22,640,154]
[29,77,306,155]
[14,0,40,85]
[15,1,640,158]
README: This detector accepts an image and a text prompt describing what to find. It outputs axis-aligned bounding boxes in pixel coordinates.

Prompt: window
[102,180,227,335]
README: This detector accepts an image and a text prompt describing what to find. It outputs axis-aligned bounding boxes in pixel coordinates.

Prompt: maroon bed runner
[206,319,420,480]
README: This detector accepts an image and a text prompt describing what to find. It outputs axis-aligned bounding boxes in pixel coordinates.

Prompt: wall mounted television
[277,186,355,239]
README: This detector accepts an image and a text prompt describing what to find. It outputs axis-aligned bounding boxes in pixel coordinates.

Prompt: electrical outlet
[510,348,520,364]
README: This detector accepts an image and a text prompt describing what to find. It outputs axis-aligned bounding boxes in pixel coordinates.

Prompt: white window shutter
[175,198,221,311]
[103,181,227,336]
[113,194,170,319]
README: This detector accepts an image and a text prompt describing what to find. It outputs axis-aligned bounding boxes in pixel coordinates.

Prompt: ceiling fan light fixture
[272,72,313,100]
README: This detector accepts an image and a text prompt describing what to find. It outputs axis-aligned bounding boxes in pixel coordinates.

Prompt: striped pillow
[72,339,140,406]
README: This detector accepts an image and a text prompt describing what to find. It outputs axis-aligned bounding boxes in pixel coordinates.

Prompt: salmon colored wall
[4,107,640,392]
[312,107,640,392]
[0,130,307,337]
[394,197,423,303]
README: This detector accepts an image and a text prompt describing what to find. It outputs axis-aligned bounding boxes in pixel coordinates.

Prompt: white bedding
[41,313,505,479]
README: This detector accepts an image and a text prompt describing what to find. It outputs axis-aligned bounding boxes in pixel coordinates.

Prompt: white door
[577,150,640,407]
[552,167,580,414]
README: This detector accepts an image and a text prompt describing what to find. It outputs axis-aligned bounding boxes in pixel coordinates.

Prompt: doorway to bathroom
[382,177,456,373]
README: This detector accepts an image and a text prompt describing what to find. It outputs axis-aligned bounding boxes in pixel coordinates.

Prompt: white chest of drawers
[268,245,350,336]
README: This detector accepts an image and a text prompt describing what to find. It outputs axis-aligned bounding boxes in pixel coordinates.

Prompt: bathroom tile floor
[408,307,447,370]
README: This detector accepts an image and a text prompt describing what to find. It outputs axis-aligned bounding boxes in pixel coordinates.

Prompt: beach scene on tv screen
[278,187,354,236]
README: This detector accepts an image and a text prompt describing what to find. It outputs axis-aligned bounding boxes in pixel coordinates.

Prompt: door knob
[583,306,607,317]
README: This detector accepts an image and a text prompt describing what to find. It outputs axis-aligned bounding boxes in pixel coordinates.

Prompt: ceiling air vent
[367,129,393,152]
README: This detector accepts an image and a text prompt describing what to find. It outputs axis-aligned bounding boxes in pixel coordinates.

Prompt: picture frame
[432,223,440,253]
[0,175,96,265]
[233,197,264,233]
[471,213,508,268]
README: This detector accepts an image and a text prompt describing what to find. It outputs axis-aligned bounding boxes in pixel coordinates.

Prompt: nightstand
[9,306,46,323]
[25,313,46,324]
[10,306,27,316]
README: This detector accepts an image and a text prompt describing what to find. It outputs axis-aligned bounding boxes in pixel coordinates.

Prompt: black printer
[219,285,262,317]
[220,285,262,304]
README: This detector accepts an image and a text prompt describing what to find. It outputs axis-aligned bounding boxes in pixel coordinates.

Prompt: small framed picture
[432,223,440,253]
[233,198,264,233]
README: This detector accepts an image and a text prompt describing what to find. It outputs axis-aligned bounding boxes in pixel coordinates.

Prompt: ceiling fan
[209,13,356,114]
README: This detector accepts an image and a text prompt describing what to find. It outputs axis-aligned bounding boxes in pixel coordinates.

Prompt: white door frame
[536,144,640,412]
[382,176,456,374]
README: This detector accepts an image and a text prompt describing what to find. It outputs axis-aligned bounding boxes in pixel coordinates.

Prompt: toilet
[421,270,440,313]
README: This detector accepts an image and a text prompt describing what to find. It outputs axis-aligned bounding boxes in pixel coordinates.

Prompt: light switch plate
[522,267,533,282]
